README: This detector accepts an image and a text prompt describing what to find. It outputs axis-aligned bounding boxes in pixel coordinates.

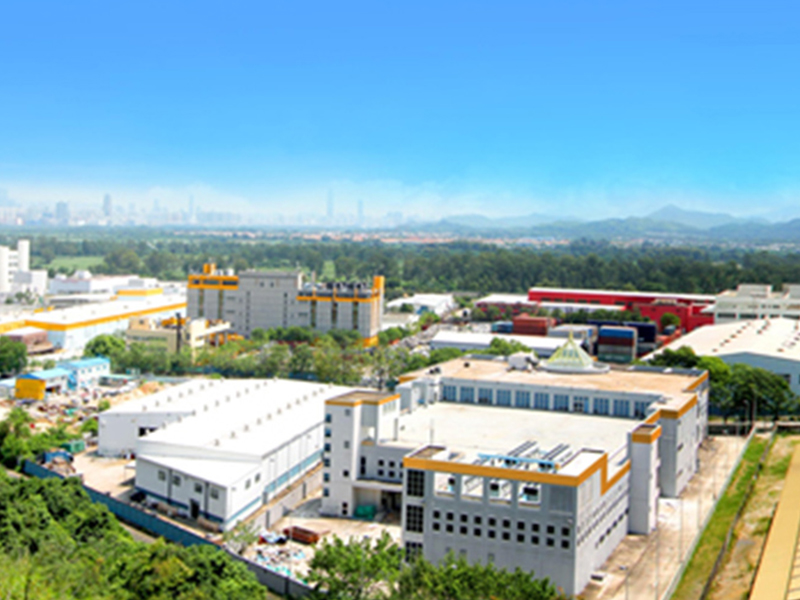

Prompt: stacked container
[597,325,637,363]
[491,321,514,334]
[512,314,555,336]
[626,321,658,356]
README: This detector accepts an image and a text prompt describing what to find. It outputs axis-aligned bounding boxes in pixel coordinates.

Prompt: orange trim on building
[117,288,164,297]
[686,371,709,391]
[25,302,187,332]
[403,451,630,496]
[632,424,662,444]
[326,392,400,408]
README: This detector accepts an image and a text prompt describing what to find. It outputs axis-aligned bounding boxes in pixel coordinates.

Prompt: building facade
[711,284,800,323]
[187,263,384,345]
[100,378,360,530]
[0,239,30,294]
[322,341,708,596]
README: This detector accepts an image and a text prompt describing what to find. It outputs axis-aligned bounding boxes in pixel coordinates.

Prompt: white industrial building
[24,295,186,352]
[48,271,160,296]
[650,317,800,395]
[0,239,29,293]
[710,284,800,323]
[100,378,356,529]
[429,330,566,357]
[386,294,456,317]
[322,339,708,596]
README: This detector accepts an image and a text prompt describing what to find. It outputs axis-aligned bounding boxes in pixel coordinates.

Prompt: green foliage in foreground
[0,473,264,600]
[671,436,770,600]
[308,531,567,600]
[0,408,79,468]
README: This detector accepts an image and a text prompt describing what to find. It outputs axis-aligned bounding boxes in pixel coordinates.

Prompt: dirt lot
[707,434,798,600]
[580,434,749,600]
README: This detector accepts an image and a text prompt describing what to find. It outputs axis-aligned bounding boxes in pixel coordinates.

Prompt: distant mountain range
[405,204,800,243]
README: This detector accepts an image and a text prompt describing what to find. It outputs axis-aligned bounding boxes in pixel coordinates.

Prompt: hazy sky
[1,1,799,220]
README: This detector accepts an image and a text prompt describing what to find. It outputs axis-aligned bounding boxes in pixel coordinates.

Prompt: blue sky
[1,1,799,220]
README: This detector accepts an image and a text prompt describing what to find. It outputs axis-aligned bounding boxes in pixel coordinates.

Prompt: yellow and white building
[187,263,383,346]
[321,339,709,596]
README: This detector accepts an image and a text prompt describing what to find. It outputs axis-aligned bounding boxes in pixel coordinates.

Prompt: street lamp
[619,565,630,600]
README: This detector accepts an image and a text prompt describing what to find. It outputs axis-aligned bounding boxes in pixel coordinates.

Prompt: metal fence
[22,459,313,598]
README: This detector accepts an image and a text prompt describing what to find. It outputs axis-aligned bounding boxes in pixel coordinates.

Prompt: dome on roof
[541,332,610,374]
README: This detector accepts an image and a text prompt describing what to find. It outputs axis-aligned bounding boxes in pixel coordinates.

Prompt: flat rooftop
[404,356,704,413]
[528,286,715,303]
[652,317,800,361]
[26,295,186,327]
[389,402,634,477]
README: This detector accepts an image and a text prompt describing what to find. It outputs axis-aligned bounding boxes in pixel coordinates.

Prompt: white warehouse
[322,339,709,597]
[100,377,355,530]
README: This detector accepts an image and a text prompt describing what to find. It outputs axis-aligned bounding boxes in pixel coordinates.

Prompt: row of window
[433,525,569,549]
[432,510,569,536]
[156,470,221,499]
[441,385,651,418]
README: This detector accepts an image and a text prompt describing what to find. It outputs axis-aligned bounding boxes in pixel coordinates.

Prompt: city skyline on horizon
[1,1,798,222]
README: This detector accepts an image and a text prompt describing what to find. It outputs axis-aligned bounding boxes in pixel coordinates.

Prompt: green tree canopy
[0,336,27,376]
[83,334,125,360]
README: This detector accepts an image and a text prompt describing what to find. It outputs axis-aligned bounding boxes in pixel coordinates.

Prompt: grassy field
[707,434,799,600]
[46,255,105,271]
[320,260,336,280]
[671,435,770,600]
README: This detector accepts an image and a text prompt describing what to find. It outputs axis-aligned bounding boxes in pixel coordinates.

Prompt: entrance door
[190,499,200,520]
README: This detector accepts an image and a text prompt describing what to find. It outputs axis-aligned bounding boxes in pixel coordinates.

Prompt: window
[634,401,649,419]
[593,397,610,415]
[488,517,497,526]
[461,514,468,523]
[406,542,423,562]
[245,478,251,489]
[488,530,496,539]
[323,473,330,482]
[514,390,531,408]
[378,469,384,477]
[446,512,454,521]
[210,487,219,500]
[460,526,468,535]
[172,475,181,486]
[562,540,570,549]
[517,534,525,543]
[547,525,555,534]
[474,528,482,537]
[445,523,454,533]
[343,470,349,478]
[406,506,424,533]
[613,399,630,417]
[389,471,395,479]
[194,483,202,493]
[433,510,441,519]
[378,459,385,466]
[534,392,549,410]
[547,538,554,547]
[474,516,482,525]
[562,526,571,536]
[324,443,331,452]
[389,461,395,468]
[323,458,330,467]
[532,523,540,532]
[433,522,440,531]
[323,488,330,497]
[517,521,525,530]
[407,470,425,497]
[325,413,332,423]
[344,440,350,449]
[531,535,539,545]
[443,385,457,401]
[496,389,512,406]
[478,388,493,404]
[158,470,166,481]
[554,394,569,411]
[574,395,590,413]
[324,428,331,438]
[344,408,351,417]
[459,387,475,403]
[255,473,261,483]
[503,519,511,528]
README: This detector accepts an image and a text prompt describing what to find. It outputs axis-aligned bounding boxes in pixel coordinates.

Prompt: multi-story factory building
[321,338,709,596]
[187,263,383,345]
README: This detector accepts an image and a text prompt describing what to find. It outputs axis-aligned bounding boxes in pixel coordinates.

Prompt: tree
[250,328,269,344]
[259,343,291,378]
[222,520,259,555]
[660,312,681,331]
[84,334,125,360]
[395,552,565,600]
[308,532,403,600]
[730,364,798,422]
[0,337,27,376]
[647,346,699,369]
[486,337,532,356]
